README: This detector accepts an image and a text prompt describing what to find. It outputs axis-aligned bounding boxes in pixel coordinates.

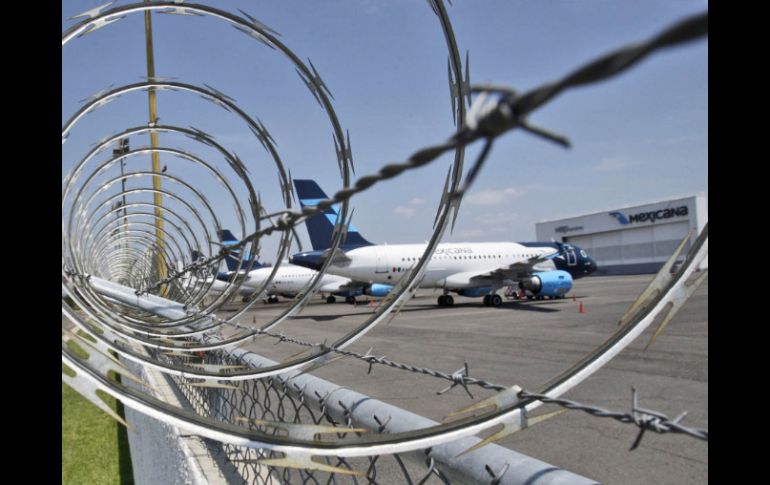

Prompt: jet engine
[519,270,573,297]
[364,284,394,297]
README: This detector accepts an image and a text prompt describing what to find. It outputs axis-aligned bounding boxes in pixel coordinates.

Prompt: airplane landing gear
[438,295,454,306]
[483,294,502,307]
[345,296,356,304]
[326,295,336,304]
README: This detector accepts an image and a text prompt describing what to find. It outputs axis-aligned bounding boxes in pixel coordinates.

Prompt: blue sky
[62,1,707,262]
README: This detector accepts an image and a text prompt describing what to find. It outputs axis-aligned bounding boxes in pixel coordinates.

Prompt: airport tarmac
[65,273,707,483]
[225,273,708,484]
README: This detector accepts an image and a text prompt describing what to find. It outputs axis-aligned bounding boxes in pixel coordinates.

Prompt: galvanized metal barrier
[178,339,598,484]
[62,3,707,483]
[87,276,596,484]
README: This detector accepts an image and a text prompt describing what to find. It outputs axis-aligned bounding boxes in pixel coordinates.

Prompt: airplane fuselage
[326,242,555,289]
[237,264,352,296]
[189,275,229,296]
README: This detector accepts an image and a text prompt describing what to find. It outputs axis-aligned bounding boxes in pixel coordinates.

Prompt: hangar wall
[536,194,707,276]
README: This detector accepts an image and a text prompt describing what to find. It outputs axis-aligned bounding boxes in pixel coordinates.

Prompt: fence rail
[62,2,707,482]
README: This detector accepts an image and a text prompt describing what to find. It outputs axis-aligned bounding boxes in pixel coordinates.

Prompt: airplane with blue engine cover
[215,230,365,304]
[290,179,597,307]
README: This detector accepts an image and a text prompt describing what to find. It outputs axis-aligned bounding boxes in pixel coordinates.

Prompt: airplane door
[375,247,388,273]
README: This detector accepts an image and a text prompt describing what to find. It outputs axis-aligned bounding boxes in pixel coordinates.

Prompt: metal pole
[144,0,166,294]
[113,202,120,252]
[113,139,129,253]
[120,139,128,222]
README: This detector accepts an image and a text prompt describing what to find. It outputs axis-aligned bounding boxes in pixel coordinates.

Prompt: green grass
[62,382,134,485]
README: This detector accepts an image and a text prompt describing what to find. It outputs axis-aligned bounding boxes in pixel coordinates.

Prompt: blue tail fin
[223,252,263,272]
[216,230,262,272]
[218,229,239,246]
[293,179,374,250]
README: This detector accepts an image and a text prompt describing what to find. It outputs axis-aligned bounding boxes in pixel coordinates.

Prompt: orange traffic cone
[579,302,585,314]
[572,293,576,302]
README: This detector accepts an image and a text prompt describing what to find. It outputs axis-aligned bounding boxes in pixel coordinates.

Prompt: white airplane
[290,180,596,307]
[216,230,363,304]
[181,251,230,298]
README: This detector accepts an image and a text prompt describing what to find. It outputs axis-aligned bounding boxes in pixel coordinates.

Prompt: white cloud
[393,197,424,218]
[394,205,416,218]
[464,187,526,206]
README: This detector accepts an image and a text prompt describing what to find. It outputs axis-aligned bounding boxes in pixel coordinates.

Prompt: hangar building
[536,194,707,275]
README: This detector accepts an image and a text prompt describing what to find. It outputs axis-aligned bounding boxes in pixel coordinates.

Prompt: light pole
[112,138,129,250]
[111,199,122,252]
[144,0,167,294]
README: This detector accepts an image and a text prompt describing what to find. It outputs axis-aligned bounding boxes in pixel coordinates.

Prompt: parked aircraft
[290,180,597,307]
[216,230,363,303]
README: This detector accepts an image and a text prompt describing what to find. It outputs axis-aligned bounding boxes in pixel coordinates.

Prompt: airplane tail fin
[216,230,262,272]
[293,179,374,250]
[217,229,239,246]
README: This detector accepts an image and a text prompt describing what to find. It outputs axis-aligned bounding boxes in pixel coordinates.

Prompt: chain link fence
[63,2,707,482]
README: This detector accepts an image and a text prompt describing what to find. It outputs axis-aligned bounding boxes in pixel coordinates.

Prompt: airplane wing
[477,249,560,280]
[318,277,363,293]
[321,247,352,266]
[441,250,560,288]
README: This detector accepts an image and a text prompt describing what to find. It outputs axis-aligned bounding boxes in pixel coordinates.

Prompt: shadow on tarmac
[225,296,570,319]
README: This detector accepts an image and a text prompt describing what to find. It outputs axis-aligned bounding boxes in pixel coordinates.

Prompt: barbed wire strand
[209,318,709,448]
[64,5,709,480]
[519,389,708,448]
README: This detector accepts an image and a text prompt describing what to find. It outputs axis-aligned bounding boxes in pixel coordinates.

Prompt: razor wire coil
[63,2,707,482]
